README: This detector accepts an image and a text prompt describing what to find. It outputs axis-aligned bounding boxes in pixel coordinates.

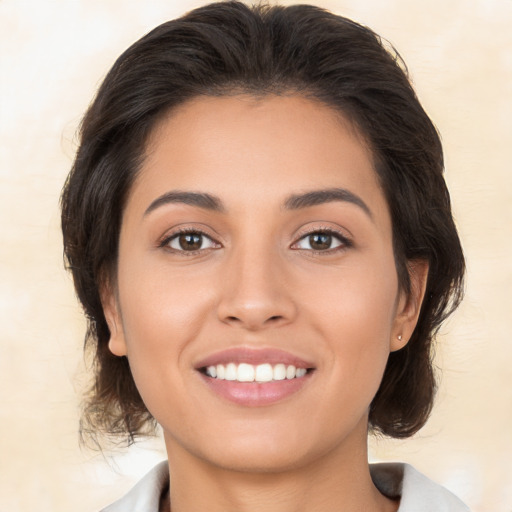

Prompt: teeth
[255,363,273,382]
[205,363,309,382]
[296,368,307,378]
[225,363,237,380]
[273,363,286,381]
[237,363,255,382]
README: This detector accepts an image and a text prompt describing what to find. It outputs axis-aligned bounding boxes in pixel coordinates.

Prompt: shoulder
[100,460,169,512]
[370,462,470,512]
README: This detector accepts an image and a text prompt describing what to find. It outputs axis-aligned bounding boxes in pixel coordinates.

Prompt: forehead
[129,94,388,222]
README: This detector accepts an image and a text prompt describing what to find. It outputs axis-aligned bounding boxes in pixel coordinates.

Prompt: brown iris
[309,233,332,250]
[179,233,203,250]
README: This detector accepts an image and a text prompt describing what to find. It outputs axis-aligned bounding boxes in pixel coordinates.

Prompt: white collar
[102,461,470,511]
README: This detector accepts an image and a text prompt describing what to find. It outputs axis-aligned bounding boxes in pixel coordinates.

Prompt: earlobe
[101,285,128,357]
[391,259,429,352]
[107,318,128,357]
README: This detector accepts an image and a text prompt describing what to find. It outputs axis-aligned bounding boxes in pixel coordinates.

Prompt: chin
[164,413,359,475]
[199,440,314,474]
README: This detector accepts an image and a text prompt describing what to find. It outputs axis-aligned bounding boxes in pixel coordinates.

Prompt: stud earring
[397,335,402,341]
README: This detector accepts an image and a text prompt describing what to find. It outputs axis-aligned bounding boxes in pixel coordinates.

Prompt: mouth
[195,347,316,406]
[199,362,311,382]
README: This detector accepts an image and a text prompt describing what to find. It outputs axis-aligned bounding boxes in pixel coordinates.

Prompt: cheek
[115,256,218,404]
[304,252,399,337]
[118,254,216,344]
[301,254,399,393]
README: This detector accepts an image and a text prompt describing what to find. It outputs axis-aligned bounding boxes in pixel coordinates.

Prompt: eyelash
[292,227,353,254]
[159,227,220,255]
[159,227,352,255]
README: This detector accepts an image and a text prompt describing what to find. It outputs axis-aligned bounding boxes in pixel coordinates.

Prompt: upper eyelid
[293,226,351,242]
[290,227,353,252]
[160,225,220,242]
[159,228,221,250]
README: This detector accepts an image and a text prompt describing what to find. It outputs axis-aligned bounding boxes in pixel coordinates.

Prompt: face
[105,95,426,473]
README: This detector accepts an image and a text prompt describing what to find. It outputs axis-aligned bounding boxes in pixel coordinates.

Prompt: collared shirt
[101,461,470,511]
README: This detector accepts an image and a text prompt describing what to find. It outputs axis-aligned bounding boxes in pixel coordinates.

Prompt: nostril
[223,314,285,328]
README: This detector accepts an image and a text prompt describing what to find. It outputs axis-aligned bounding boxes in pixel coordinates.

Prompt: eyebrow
[283,188,373,219]
[144,187,372,219]
[144,191,226,216]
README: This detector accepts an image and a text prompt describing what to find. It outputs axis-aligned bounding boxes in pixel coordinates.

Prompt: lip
[198,371,314,407]
[194,347,315,369]
[195,347,316,407]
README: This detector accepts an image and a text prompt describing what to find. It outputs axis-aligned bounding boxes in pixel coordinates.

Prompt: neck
[163,420,398,512]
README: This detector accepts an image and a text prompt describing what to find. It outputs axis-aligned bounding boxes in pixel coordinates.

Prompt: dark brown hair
[61,1,465,446]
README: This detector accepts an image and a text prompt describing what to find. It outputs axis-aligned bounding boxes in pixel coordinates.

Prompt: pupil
[310,233,331,250]
[179,233,202,250]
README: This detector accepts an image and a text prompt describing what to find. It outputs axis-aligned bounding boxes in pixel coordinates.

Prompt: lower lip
[199,373,312,407]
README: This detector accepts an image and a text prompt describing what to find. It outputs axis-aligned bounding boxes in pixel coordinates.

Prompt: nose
[216,244,297,331]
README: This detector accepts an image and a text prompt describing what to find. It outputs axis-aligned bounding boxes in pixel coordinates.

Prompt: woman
[61,2,468,510]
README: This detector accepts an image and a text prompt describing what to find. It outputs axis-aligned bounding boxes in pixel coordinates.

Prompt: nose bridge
[216,235,295,329]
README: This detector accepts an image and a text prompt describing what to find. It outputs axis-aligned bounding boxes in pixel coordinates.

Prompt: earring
[397,335,402,341]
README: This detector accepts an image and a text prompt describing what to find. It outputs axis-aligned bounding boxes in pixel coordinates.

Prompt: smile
[196,348,316,406]
[204,363,309,382]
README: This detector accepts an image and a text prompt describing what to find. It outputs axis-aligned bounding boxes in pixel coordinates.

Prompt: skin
[103,95,428,512]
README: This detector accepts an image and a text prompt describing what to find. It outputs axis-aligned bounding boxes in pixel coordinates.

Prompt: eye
[164,230,219,252]
[293,230,349,252]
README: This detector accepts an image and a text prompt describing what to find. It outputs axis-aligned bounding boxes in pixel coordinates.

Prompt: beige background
[1,0,511,511]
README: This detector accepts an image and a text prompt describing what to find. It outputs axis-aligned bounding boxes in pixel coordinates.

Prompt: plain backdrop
[1,1,511,511]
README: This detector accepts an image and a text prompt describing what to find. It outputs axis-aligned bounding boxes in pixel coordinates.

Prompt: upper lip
[194,347,315,370]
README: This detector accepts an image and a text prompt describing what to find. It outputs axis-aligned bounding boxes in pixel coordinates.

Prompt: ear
[101,282,127,357]
[391,259,429,352]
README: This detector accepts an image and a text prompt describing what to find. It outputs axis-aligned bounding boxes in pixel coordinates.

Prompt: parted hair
[61,1,465,446]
